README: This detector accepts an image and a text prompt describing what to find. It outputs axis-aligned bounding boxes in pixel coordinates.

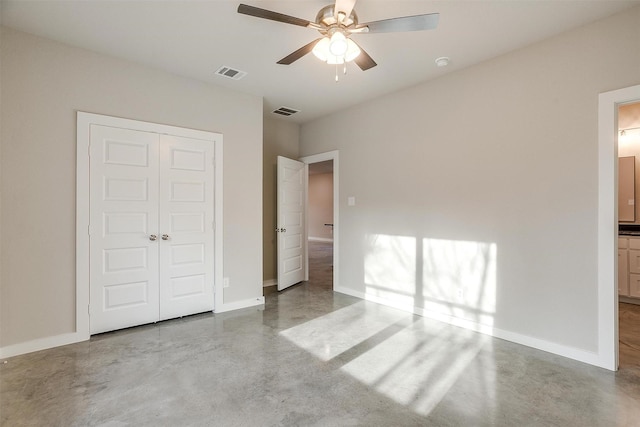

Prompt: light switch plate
[348,196,356,206]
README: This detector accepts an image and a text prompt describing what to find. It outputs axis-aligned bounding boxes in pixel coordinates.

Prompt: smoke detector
[435,57,450,67]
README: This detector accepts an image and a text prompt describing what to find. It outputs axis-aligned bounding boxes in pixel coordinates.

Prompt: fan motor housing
[315,4,358,29]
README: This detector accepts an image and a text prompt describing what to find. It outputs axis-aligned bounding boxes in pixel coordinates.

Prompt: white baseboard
[333,286,603,369]
[0,331,87,359]
[216,296,265,313]
[3,297,265,358]
[263,279,277,288]
[308,237,333,243]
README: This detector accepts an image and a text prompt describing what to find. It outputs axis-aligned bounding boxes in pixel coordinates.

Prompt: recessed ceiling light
[435,57,450,67]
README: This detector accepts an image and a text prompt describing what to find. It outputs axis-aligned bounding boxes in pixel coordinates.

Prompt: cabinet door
[628,249,640,274]
[619,249,630,296]
[629,274,640,298]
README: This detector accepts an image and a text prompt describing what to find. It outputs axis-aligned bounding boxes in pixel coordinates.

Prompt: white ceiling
[2,0,638,124]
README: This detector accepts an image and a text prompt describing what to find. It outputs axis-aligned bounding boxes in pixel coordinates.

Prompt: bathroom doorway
[617,101,640,369]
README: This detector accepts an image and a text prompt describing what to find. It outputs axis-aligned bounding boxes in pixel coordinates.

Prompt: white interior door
[89,125,160,334]
[159,135,215,320]
[277,156,307,291]
[89,125,215,334]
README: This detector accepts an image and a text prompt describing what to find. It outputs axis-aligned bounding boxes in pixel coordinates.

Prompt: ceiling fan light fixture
[312,37,331,61]
[329,31,348,56]
[344,38,361,62]
[312,35,361,64]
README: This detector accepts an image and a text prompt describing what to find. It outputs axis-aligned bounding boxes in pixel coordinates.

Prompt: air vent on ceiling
[273,106,300,117]
[215,66,247,80]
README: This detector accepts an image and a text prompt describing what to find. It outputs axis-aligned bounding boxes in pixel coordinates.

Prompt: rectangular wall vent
[215,66,247,80]
[273,106,300,117]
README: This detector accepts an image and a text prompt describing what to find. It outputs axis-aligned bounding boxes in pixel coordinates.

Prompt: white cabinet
[618,236,640,299]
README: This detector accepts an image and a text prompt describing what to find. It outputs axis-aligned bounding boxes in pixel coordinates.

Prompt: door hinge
[88,304,90,315]
[87,225,91,235]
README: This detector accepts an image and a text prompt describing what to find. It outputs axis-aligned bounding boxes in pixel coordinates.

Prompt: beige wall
[263,118,300,283]
[308,173,333,241]
[300,7,640,353]
[618,102,640,223]
[0,27,263,347]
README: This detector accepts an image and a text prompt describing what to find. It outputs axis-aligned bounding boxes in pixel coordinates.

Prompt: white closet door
[89,125,160,334]
[158,135,215,320]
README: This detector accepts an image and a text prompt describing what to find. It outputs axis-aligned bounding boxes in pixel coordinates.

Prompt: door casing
[300,150,340,291]
[598,84,640,371]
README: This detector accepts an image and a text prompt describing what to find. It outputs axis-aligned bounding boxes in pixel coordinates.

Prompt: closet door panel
[158,135,215,320]
[89,125,160,334]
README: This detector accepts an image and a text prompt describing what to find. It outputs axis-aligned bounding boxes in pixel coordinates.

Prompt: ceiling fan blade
[238,4,312,28]
[334,0,357,19]
[352,42,377,71]
[277,39,323,65]
[360,13,439,33]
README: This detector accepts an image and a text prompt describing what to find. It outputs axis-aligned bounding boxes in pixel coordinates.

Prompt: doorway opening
[616,101,640,369]
[598,83,640,371]
[301,151,340,292]
[308,160,334,290]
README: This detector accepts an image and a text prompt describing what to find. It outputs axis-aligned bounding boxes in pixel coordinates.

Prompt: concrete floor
[2,241,640,426]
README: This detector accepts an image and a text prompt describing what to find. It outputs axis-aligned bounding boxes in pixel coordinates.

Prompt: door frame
[598,84,640,371]
[299,150,339,289]
[76,112,223,339]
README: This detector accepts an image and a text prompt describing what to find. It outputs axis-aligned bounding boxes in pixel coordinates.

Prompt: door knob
[162,234,170,241]
[149,234,157,241]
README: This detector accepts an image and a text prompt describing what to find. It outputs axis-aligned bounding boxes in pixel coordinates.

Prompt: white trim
[216,296,265,313]
[263,279,277,288]
[334,286,601,367]
[0,332,85,359]
[308,237,333,243]
[213,133,224,314]
[76,112,223,343]
[598,84,640,371]
[299,151,339,291]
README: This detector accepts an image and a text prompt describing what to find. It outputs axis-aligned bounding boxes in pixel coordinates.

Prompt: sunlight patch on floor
[279,301,411,361]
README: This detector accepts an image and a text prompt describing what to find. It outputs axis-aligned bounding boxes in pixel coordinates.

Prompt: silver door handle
[162,234,170,241]
[149,234,157,241]
[275,228,287,233]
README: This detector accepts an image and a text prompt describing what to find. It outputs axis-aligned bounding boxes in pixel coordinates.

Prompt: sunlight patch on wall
[364,234,417,308]
[364,234,497,328]
[422,238,497,327]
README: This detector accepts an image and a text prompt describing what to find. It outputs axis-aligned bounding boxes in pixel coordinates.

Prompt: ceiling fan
[237,0,439,72]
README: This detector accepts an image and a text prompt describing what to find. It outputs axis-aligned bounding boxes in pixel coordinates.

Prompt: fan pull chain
[344,62,347,75]
[335,64,339,82]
